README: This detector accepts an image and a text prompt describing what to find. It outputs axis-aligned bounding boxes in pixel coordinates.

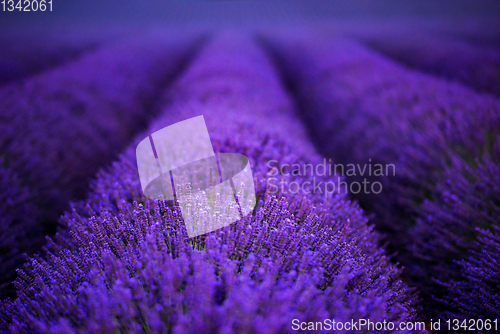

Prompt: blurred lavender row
[262,31,500,319]
[0,26,124,86]
[425,18,500,49]
[359,31,500,97]
[0,29,204,299]
[1,34,421,333]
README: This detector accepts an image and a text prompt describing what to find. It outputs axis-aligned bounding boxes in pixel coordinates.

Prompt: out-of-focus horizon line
[1,0,500,30]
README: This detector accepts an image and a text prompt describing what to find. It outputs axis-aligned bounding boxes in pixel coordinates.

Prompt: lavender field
[0,1,500,333]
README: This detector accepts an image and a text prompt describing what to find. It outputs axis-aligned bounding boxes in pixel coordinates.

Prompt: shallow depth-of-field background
[1,1,500,333]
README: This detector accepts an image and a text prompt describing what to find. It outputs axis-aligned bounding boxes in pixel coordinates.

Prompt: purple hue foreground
[1,34,421,333]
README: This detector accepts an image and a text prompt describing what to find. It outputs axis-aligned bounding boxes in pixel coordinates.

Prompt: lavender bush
[261,31,500,318]
[1,34,421,333]
[410,159,500,321]
[452,225,500,321]
[0,30,203,299]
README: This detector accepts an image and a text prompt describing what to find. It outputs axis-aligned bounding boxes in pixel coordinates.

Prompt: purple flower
[452,225,500,321]
[411,159,500,320]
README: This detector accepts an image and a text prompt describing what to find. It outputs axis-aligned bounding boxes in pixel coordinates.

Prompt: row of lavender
[1,34,421,333]
[262,31,500,321]
[0,29,203,299]
[358,30,500,97]
[0,26,123,86]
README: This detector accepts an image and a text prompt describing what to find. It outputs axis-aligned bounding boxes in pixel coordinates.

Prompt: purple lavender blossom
[261,31,500,318]
[1,34,421,333]
[452,225,500,322]
[0,30,203,299]
[410,159,500,321]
